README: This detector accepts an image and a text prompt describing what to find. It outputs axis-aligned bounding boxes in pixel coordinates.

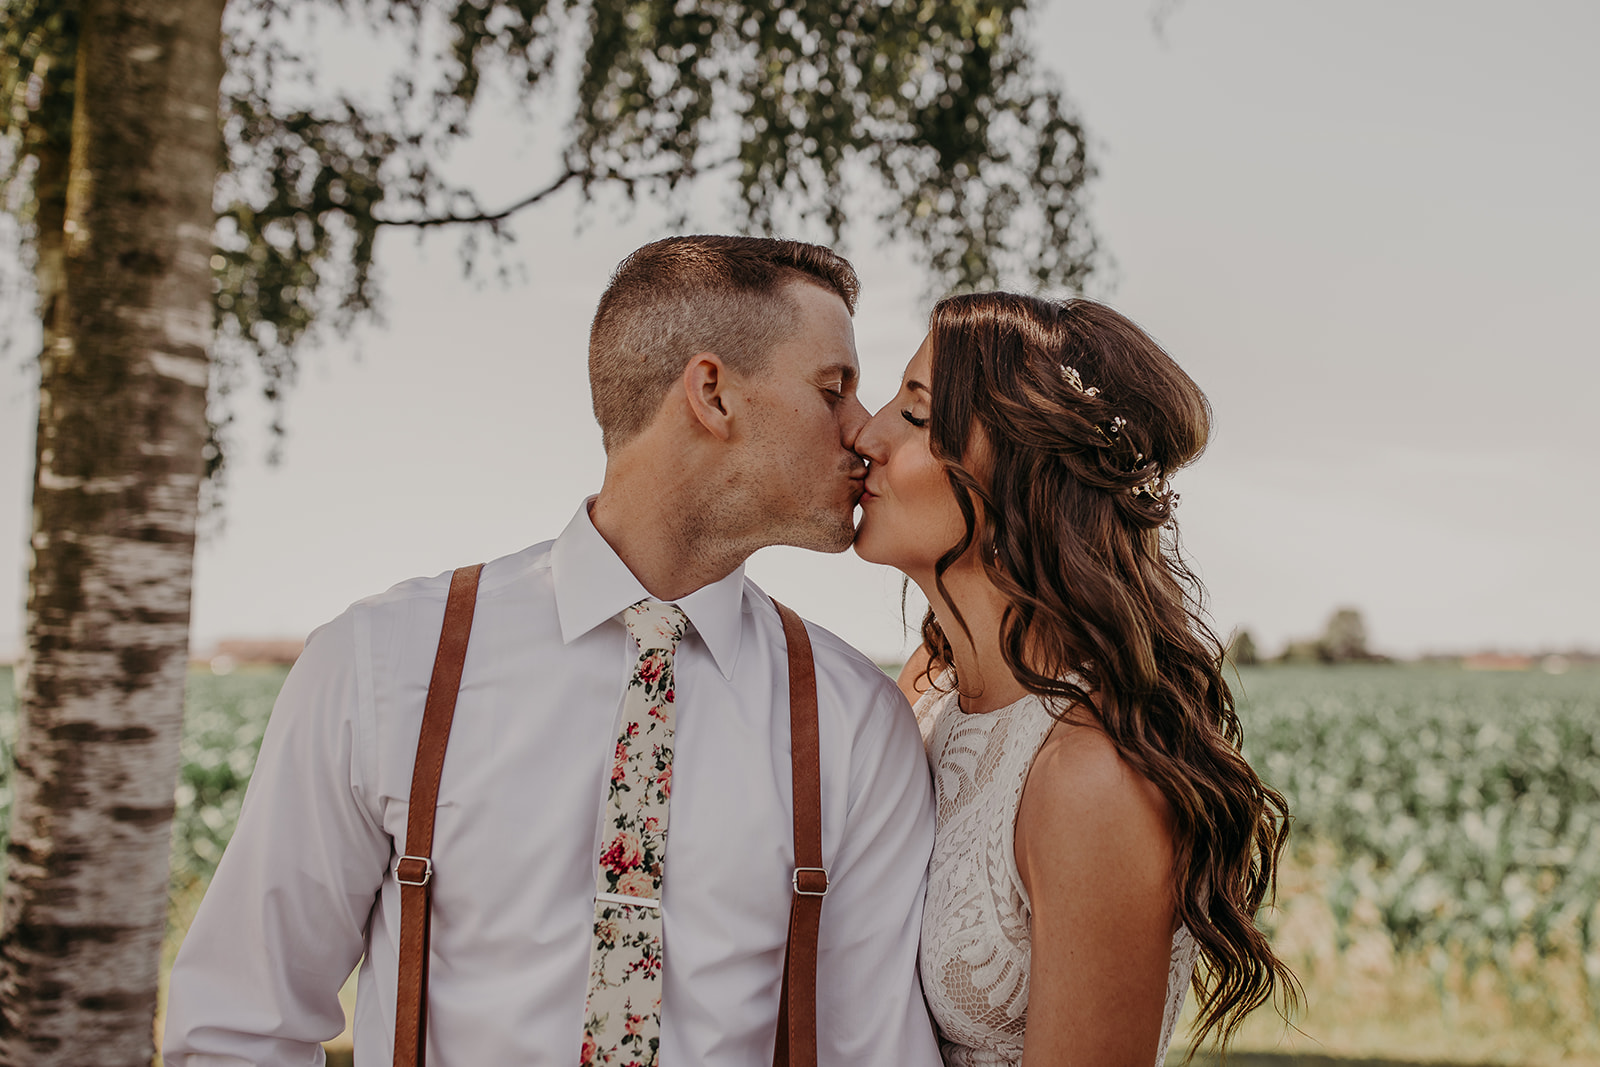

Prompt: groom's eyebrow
[818,363,858,386]
[906,379,929,395]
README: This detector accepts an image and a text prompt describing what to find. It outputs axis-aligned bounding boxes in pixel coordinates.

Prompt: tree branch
[373,154,742,231]
[376,165,583,229]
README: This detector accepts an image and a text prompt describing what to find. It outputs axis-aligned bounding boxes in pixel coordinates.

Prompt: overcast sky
[2,0,1596,663]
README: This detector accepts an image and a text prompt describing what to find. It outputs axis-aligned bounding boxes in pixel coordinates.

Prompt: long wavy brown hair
[916,291,1298,1051]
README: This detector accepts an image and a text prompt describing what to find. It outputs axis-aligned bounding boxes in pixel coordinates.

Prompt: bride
[854,293,1296,1065]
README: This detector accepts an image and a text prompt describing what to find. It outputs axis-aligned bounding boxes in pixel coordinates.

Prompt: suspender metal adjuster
[396,855,434,886]
[793,866,829,897]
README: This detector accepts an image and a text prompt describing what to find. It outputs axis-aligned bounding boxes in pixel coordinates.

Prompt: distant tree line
[1228,607,1386,666]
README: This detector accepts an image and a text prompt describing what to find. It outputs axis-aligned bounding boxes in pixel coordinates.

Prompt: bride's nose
[852,406,892,464]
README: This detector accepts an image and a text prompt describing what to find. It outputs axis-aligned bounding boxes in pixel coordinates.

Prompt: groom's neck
[590,457,752,603]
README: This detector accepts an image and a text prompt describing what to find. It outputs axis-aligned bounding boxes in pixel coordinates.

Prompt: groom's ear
[683,352,738,442]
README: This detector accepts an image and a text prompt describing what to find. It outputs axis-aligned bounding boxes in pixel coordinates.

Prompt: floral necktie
[579,599,690,1067]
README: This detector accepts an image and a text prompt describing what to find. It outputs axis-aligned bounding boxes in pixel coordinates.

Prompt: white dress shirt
[163,500,940,1066]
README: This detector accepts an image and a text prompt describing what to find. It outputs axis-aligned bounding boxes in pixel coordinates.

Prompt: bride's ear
[682,352,736,441]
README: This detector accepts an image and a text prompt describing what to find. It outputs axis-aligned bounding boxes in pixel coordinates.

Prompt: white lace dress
[917,682,1199,1067]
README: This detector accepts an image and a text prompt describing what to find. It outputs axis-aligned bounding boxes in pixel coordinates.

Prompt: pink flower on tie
[639,653,663,685]
[617,868,654,898]
[581,1031,598,1064]
[611,742,628,784]
[600,831,643,874]
[656,763,672,799]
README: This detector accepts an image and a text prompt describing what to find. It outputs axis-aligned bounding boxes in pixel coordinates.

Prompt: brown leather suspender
[391,571,823,1067]
[393,564,482,1067]
[771,598,825,1067]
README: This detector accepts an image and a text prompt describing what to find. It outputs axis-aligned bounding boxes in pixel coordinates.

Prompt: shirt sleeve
[163,608,391,1065]
[815,675,943,1066]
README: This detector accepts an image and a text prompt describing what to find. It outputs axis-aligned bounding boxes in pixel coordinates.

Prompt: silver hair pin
[1058,363,1101,398]
[1059,363,1175,508]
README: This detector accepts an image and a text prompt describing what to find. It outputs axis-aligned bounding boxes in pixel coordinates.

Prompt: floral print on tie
[580,600,689,1067]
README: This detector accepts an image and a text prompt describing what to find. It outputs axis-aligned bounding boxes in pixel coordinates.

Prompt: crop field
[1207,665,1600,1065]
[1244,665,1599,973]
[1,662,1597,1063]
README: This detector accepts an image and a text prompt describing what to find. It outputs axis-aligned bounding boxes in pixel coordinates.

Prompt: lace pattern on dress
[916,680,1199,1067]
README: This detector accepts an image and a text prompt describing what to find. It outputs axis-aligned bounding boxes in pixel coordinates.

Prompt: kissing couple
[166,235,1294,1066]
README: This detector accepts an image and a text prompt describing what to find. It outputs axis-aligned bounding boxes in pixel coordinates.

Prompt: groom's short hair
[589,235,860,452]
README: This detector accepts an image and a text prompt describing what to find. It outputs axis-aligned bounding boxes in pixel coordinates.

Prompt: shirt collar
[550,497,746,680]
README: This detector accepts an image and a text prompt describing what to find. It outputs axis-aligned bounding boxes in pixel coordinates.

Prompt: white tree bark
[0,1,226,1062]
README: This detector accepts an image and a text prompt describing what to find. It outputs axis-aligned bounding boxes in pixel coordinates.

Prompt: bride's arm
[1015,720,1179,1067]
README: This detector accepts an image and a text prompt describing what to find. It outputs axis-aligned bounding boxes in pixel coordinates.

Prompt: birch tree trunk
[0,1,225,1062]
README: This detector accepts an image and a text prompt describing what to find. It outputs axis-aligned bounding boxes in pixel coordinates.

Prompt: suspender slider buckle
[396,855,434,886]
[793,866,829,896]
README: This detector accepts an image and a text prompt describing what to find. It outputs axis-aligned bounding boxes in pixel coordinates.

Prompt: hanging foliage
[5,0,1098,473]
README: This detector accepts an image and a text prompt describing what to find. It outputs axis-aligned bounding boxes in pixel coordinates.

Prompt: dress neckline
[955,690,1038,717]
[921,672,1039,719]
[934,671,1096,720]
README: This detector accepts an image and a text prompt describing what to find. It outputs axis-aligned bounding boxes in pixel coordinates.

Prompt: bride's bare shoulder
[1015,715,1175,892]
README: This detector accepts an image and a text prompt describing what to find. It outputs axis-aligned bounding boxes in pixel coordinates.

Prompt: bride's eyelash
[901,410,928,429]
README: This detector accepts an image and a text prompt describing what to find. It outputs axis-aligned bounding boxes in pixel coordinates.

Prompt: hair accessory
[1134,480,1180,519]
[1058,363,1101,398]
[1057,361,1174,509]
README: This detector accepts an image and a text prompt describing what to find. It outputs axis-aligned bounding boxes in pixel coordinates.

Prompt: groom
[163,236,941,1065]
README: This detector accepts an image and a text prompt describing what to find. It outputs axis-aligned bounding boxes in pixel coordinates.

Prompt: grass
[1169,839,1600,1066]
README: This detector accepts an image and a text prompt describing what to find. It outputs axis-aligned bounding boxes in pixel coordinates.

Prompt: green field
[1197,665,1600,1065]
[2,662,1598,1064]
